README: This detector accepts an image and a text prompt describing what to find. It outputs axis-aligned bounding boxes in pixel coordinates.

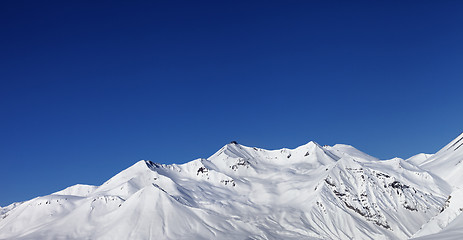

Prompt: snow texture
[1,134,463,240]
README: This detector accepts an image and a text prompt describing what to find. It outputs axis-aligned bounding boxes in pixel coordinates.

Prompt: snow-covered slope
[413,207,463,240]
[406,153,433,166]
[410,133,463,239]
[412,187,463,239]
[0,138,460,240]
[419,133,463,186]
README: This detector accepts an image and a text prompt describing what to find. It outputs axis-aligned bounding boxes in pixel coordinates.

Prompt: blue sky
[1,1,462,206]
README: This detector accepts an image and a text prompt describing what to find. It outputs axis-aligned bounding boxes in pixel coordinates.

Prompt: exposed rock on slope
[0,139,459,240]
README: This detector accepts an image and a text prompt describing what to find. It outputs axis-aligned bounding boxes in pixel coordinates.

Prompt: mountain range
[1,133,463,239]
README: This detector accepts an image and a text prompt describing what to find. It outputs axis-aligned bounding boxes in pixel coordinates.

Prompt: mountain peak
[327,144,379,161]
[2,136,462,240]
[295,140,321,149]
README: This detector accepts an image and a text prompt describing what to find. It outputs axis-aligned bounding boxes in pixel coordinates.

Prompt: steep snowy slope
[410,133,463,239]
[0,141,453,240]
[412,187,463,239]
[413,207,463,240]
[419,133,463,186]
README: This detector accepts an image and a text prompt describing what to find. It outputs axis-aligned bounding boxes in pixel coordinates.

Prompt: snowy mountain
[1,135,462,240]
[410,133,463,239]
[418,133,463,187]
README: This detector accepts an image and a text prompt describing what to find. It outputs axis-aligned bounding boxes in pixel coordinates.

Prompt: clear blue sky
[1,1,462,206]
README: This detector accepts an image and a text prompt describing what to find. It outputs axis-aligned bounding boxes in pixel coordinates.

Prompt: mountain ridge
[1,137,462,240]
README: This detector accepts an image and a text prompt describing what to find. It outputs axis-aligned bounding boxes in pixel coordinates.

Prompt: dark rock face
[197,167,209,175]
[389,181,409,190]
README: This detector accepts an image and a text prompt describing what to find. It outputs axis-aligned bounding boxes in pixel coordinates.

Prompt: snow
[52,184,97,197]
[410,132,463,240]
[1,135,463,239]
[412,208,463,240]
[406,153,433,166]
[412,187,463,238]
[419,132,463,186]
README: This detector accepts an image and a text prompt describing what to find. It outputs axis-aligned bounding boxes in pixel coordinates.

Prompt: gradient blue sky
[1,1,462,206]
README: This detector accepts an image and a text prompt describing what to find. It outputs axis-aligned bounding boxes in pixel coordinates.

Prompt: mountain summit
[1,137,462,240]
